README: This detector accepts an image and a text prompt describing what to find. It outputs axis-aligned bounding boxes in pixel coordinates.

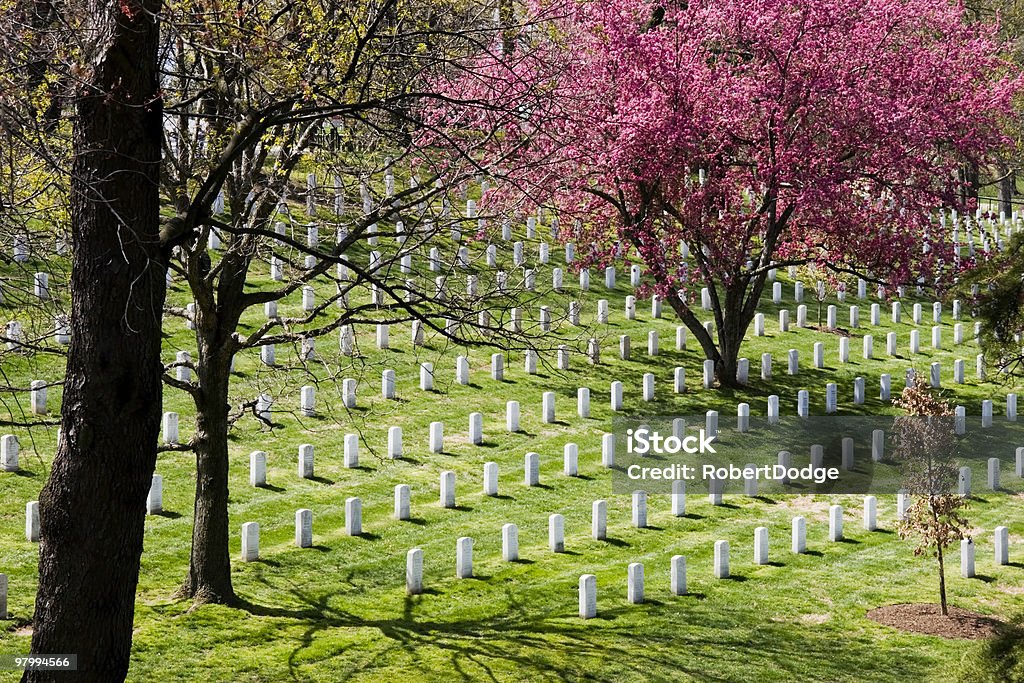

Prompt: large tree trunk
[998,166,1014,220]
[937,542,948,616]
[25,0,164,679]
[179,341,235,604]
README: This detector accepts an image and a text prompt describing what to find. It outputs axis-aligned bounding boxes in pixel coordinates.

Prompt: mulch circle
[867,603,1004,639]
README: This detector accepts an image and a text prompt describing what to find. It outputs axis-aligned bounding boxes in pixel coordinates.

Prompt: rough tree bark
[25,0,165,679]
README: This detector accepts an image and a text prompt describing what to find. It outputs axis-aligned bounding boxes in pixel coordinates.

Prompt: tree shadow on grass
[223,571,945,683]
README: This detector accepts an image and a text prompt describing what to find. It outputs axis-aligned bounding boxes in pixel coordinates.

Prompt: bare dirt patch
[867,603,1003,639]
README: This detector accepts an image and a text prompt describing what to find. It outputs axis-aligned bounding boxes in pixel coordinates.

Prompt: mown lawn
[0,202,1022,682]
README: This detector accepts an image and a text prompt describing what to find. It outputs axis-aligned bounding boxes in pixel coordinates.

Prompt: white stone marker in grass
[744,465,759,497]
[628,563,645,604]
[1008,394,1017,422]
[605,266,616,289]
[982,400,993,428]
[768,395,780,425]
[343,434,359,468]
[1,434,18,472]
[863,496,877,531]
[863,335,874,360]
[706,410,719,441]
[797,390,809,418]
[797,305,807,328]
[670,479,687,517]
[585,500,607,543]
[647,330,659,356]
[341,379,357,409]
[841,438,854,471]
[779,310,790,333]
[491,353,504,381]
[839,337,850,363]
[619,335,631,362]
[395,485,410,520]
[506,401,520,432]
[578,388,591,418]
[564,444,579,476]
[996,526,1009,566]
[825,383,837,414]
[1017,447,1024,478]
[429,422,444,453]
[588,338,600,364]
[580,574,597,619]
[345,497,363,536]
[871,429,885,462]
[955,465,971,497]
[788,349,798,375]
[954,323,964,345]
[736,403,750,433]
[295,509,313,548]
[755,313,765,336]
[702,359,715,389]
[481,462,500,497]
[625,295,636,320]
[761,353,772,380]
[709,477,723,506]
[673,418,685,440]
[386,426,402,459]
[892,301,901,323]
[525,350,537,374]
[30,380,46,415]
[989,458,1001,490]
[777,451,791,484]
[379,369,396,400]
[549,514,565,553]
[826,306,837,330]
[754,527,769,565]
[525,452,540,487]
[854,377,865,405]
[932,326,942,350]
[493,523,517,565]
[407,549,424,595]
[299,385,315,417]
[714,540,730,579]
[456,356,469,385]
[241,522,259,562]
[792,517,806,554]
[675,326,689,352]
[670,555,688,596]
[457,537,474,578]
[602,433,615,467]
[440,471,456,509]
[542,392,556,423]
[146,475,163,515]
[631,490,648,528]
[810,445,823,469]
[897,489,909,520]
[814,342,824,369]
[466,412,483,446]
[829,505,844,542]
[249,451,267,487]
[850,305,859,328]
[0,573,6,619]
[175,351,191,383]
[961,538,975,578]
[611,381,623,411]
[871,303,880,325]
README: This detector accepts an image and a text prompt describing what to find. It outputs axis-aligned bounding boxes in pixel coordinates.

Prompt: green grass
[0,204,1023,682]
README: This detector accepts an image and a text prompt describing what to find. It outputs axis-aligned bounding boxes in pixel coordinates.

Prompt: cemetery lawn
[1,225,1023,681]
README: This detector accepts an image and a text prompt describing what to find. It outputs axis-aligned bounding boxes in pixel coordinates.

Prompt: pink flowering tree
[425,0,1020,386]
